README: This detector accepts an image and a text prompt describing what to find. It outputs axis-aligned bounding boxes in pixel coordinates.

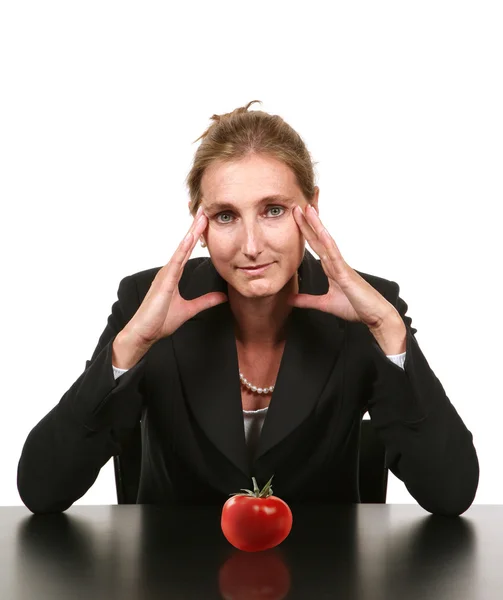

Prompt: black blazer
[17,250,479,515]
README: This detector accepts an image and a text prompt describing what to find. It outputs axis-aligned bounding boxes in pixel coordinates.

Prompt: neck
[229,273,299,347]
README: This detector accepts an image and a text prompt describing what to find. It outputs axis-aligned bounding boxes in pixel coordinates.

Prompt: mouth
[237,262,273,275]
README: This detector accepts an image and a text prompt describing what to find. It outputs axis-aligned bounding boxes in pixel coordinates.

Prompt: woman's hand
[124,206,228,348]
[290,204,406,353]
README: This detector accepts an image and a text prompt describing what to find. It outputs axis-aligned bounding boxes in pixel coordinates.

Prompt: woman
[17,101,479,516]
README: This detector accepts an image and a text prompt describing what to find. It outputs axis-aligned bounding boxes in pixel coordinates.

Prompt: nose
[241,220,264,260]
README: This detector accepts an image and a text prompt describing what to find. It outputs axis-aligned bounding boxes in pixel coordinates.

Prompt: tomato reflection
[219,549,291,600]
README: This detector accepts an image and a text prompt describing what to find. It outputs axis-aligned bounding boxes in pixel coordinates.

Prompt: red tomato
[221,475,293,552]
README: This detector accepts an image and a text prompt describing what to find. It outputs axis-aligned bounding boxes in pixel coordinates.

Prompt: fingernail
[196,205,203,217]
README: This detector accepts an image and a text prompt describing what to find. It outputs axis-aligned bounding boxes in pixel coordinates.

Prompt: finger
[168,206,203,259]
[185,292,228,319]
[292,205,326,258]
[158,211,207,293]
[301,206,348,279]
[293,206,338,276]
[303,205,343,259]
[190,204,205,231]
[171,213,208,277]
[180,207,208,254]
[288,292,330,312]
[191,209,209,241]
[182,205,205,243]
[178,205,205,250]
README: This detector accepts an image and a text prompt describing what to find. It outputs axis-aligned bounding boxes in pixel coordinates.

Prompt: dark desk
[1,504,500,599]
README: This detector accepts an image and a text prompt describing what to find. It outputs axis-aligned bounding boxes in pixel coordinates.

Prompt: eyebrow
[203,195,294,213]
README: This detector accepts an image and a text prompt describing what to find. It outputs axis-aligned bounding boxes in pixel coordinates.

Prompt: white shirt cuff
[385,351,406,370]
[112,365,129,380]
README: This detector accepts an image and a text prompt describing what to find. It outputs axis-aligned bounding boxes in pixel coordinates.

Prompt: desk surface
[0,503,500,600]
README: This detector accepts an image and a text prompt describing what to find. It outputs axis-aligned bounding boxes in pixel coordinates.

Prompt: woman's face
[199,153,319,298]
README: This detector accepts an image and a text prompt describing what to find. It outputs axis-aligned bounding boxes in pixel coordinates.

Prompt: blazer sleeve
[363,283,479,516]
[17,275,148,514]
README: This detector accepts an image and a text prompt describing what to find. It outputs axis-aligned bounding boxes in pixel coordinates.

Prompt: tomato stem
[228,474,275,498]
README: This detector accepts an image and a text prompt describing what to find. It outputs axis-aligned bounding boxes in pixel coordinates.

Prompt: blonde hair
[185,100,318,215]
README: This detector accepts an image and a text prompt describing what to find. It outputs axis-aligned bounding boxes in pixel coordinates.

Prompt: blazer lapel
[254,301,345,463]
[171,250,346,481]
[172,259,250,479]
[254,250,346,466]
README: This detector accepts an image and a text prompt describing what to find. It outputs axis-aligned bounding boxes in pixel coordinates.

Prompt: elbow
[17,456,72,515]
[415,452,480,518]
[19,495,69,516]
[17,481,73,515]
[17,481,67,516]
[420,492,477,518]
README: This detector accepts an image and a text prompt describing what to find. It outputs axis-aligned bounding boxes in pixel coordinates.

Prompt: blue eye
[214,206,285,224]
[215,213,233,224]
[268,206,284,217]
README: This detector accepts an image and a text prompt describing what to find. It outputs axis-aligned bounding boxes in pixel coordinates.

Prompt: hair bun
[210,100,262,123]
[194,101,262,143]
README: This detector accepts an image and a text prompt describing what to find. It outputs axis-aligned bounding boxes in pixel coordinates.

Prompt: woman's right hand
[123,206,227,348]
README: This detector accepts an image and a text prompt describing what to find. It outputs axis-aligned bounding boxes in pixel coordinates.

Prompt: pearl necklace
[239,372,275,395]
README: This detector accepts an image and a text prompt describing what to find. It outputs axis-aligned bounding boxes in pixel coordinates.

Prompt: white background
[1,1,501,508]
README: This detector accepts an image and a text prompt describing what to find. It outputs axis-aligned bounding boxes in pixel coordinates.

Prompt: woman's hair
[185,100,318,216]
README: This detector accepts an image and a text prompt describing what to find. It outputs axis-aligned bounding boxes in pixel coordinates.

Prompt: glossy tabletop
[0,503,500,599]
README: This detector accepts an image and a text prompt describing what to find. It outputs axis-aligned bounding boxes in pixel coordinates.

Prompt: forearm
[18,338,147,514]
[367,328,479,516]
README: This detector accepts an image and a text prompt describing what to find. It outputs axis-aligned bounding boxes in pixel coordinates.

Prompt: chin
[233,283,275,299]
[232,276,290,299]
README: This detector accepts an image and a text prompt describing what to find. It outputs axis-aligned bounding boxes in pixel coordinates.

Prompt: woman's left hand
[290,204,404,337]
